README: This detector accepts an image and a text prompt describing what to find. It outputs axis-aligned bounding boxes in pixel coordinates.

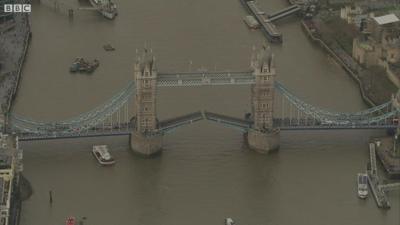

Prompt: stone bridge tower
[246,47,280,153]
[130,49,163,156]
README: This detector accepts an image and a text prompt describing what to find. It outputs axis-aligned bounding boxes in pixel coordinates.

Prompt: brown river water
[11,0,399,224]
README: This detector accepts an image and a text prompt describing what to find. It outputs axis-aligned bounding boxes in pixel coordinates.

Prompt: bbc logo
[4,4,31,13]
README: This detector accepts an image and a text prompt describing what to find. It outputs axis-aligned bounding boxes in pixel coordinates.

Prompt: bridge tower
[130,49,163,156]
[246,47,280,153]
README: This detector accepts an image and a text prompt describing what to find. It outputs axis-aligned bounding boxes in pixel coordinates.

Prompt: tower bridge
[6,47,400,156]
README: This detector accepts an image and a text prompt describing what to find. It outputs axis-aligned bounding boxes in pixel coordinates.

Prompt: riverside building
[0,133,22,225]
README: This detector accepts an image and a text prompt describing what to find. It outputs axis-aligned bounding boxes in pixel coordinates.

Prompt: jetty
[374,136,400,178]
[367,142,390,209]
[240,0,305,43]
[240,0,282,42]
[365,141,400,209]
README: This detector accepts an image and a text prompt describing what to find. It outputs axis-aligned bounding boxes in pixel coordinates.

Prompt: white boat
[92,145,115,165]
[357,173,368,199]
[225,218,235,225]
[244,15,260,29]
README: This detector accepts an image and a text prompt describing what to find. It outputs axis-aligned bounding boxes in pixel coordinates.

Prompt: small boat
[357,173,368,199]
[103,44,115,51]
[225,218,235,225]
[92,145,115,165]
[243,15,260,29]
[70,58,99,73]
[66,217,76,225]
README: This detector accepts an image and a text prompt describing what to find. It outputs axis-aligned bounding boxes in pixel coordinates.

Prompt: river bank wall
[301,19,377,107]
[0,13,31,116]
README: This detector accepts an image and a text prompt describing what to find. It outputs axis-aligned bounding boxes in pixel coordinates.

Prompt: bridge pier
[130,131,163,156]
[246,129,280,153]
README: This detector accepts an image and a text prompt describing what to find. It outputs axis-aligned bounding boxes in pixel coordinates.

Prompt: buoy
[49,190,53,204]
[68,9,74,20]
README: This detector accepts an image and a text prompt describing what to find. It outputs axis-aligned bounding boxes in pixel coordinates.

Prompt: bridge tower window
[144,80,150,88]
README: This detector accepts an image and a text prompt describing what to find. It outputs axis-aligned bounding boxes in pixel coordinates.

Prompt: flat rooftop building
[0,155,11,170]
[373,14,400,26]
[0,133,22,225]
[368,13,400,42]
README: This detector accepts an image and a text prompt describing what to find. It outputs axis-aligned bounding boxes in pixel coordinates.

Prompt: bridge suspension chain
[275,81,396,120]
[10,81,136,135]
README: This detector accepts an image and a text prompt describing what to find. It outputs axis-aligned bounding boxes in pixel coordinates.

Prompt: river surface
[12,0,399,224]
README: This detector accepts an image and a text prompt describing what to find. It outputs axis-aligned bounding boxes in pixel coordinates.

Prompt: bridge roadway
[17,111,399,141]
[158,111,204,132]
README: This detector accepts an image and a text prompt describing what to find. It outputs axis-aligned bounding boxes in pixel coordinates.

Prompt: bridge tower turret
[130,49,163,156]
[246,46,280,153]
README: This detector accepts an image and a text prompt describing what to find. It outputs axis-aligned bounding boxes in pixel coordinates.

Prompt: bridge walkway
[379,182,400,191]
[268,5,301,22]
[157,71,254,87]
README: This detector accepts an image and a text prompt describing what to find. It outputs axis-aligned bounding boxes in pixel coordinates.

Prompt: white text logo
[4,4,31,13]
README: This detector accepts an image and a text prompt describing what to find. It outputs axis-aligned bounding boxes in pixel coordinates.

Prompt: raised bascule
[6,47,400,156]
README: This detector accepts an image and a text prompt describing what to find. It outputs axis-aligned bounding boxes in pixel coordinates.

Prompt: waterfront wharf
[367,142,390,209]
[373,136,400,178]
[240,0,282,43]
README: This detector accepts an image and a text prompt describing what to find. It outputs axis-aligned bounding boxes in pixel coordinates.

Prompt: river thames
[12,0,399,224]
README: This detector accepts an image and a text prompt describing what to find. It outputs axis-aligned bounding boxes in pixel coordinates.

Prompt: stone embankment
[0,13,31,117]
[301,18,396,106]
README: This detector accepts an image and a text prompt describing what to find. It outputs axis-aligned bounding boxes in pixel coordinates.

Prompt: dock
[374,136,400,179]
[240,0,282,43]
[367,142,391,209]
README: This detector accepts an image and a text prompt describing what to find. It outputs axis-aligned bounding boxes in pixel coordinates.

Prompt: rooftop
[373,14,400,25]
[0,154,12,170]
[0,133,16,150]
[0,177,3,205]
